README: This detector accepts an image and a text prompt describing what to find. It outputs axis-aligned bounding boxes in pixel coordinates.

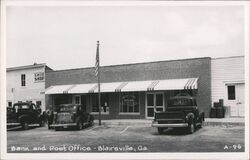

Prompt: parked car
[152,93,205,134]
[7,102,45,130]
[49,104,94,131]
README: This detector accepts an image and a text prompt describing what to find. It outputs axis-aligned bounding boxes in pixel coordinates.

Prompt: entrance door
[225,83,245,117]
[146,93,164,119]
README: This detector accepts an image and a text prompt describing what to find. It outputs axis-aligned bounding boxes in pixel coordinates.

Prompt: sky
[6,5,245,70]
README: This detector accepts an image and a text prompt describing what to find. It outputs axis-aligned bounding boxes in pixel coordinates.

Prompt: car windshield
[13,104,30,109]
[58,105,77,112]
[169,98,194,107]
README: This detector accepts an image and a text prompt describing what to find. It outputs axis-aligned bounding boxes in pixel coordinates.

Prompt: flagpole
[97,41,101,126]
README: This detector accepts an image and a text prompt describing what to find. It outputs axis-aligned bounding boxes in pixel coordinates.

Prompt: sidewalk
[94,118,245,127]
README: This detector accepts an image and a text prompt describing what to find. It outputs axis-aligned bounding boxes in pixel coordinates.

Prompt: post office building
[45,57,211,119]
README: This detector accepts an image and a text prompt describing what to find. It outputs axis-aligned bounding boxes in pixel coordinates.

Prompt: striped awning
[45,78,198,94]
[45,85,75,94]
[153,78,198,91]
[68,83,97,94]
[90,82,123,93]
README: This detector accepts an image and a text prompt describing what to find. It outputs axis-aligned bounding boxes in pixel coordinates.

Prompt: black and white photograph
[0,0,249,160]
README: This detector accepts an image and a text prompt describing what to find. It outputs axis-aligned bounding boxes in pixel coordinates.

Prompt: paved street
[7,125,244,153]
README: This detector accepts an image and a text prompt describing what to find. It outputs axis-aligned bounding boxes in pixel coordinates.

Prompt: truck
[7,102,45,130]
[152,94,205,134]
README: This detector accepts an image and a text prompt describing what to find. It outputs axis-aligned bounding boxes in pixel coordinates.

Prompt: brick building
[45,57,211,119]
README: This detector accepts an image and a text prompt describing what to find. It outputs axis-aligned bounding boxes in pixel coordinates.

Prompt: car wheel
[89,119,94,126]
[39,120,45,127]
[76,122,83,130]
[188,120,195,134]
[198,119,203,128]
[158,127,165,135]
[22,122,29,130]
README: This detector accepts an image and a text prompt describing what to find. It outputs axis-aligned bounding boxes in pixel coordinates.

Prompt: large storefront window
[92,93,109,113]
[120,92,139,113]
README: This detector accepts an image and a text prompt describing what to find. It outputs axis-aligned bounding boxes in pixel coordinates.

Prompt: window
[8,101,12,107]
[147,94,154,106]
[74,95,81,104]
[36,101,42,108]
[34,72,45,82]
[92,94,109,113]
[156,94,163,106]
[21,74,26,86]
[228,86,236,100]
[120,92,139,113]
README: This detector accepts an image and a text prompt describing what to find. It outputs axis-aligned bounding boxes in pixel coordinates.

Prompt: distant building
[7,63,53,111]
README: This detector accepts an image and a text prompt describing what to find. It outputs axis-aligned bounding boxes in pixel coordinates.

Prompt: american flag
[95,41,100,76]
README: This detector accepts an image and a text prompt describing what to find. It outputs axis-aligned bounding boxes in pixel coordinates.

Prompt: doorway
[225,83,245,117]
[146,92,164,119]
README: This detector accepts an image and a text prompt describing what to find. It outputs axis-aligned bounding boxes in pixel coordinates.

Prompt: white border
[1,1,249,160]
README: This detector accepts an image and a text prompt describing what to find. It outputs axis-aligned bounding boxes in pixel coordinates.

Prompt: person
[103,102,108,112]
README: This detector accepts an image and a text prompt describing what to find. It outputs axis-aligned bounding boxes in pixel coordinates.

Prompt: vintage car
[49,104,94,131]
[152,94,205,134]
[7,102,45,130]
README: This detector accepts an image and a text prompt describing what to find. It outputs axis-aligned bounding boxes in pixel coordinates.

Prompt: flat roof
[48,56,211,73]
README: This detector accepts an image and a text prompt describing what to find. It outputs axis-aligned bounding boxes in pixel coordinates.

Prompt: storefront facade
[45,57,211,119]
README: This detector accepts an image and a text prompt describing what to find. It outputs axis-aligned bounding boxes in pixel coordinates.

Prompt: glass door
[146,92,164,119]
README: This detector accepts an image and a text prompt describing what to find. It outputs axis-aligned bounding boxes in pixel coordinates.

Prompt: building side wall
[7,67,46,111]
[211,56,244,104]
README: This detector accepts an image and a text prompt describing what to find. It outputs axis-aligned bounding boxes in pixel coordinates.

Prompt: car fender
[18,115,30,123]
[199,112,205,121]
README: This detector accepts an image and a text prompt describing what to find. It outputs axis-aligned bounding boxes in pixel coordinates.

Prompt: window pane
[120,92,139,113]
[156,94,163,106]
[147,94,154,106]
[156,108,163,112]
[147,108,154,117]
[228,86,235,100]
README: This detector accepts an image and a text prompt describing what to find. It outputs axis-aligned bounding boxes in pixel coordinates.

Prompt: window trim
[21,74,26,86]
[227,85,236,100]
[119,92,140,114]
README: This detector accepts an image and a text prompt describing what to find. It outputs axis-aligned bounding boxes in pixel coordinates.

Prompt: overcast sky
[6,5,245,70]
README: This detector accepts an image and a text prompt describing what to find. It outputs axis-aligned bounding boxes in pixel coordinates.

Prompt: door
[225,83,245,117]
[237,84,244,117]
[146,92,164,119]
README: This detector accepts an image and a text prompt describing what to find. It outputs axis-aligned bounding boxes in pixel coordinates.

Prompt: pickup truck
[7,102,45,130]
[152,94,205,134]
[49,104,94,131]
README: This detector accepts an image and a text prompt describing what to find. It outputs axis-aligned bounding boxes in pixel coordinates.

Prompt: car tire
[188,120,195,134]
[76,121,83,131]
[39,120,45,127]
[158,127,165,135]
[22,121,29,130]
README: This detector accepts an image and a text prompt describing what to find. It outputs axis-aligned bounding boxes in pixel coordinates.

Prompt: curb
[95,121,244,127]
